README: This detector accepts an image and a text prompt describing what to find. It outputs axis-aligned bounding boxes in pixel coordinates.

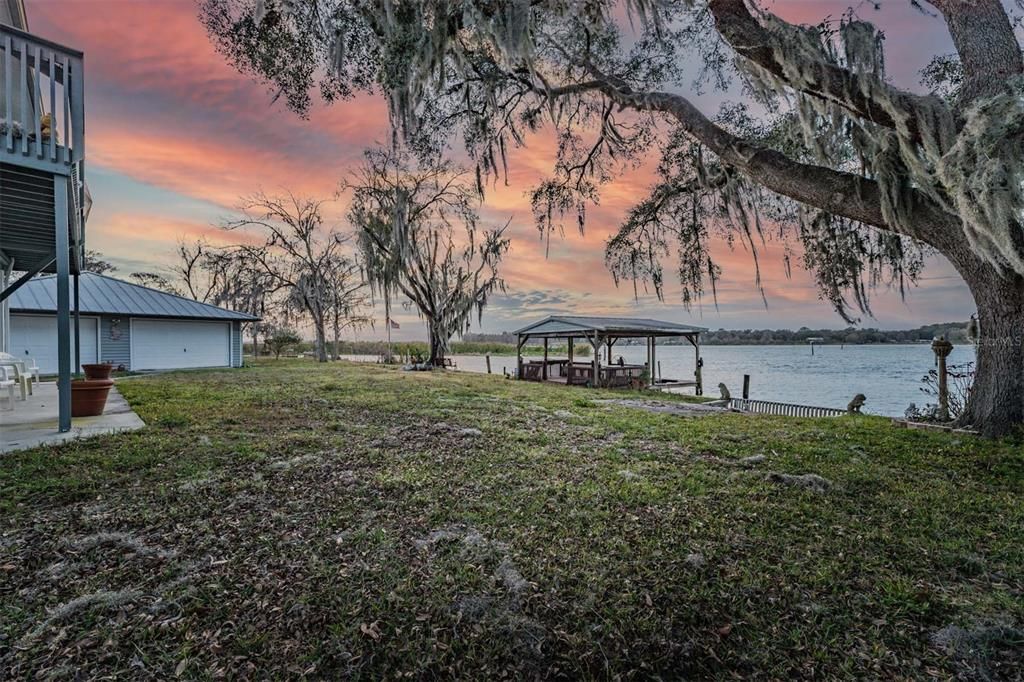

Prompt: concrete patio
[1,382,145,453]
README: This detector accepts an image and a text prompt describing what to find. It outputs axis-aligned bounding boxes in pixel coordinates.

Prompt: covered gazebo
[513,315,706,393]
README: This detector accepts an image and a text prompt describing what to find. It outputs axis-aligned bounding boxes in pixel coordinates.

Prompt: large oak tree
[202,0,1024,435]
[347,148,509,366]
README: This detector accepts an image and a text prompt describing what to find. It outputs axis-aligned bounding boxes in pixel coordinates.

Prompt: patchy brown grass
[1,359,1022,678]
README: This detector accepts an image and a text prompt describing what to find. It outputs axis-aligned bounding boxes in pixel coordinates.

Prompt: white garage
[131,319,231,370]
[9,314,100,374]
[5,273,256,372]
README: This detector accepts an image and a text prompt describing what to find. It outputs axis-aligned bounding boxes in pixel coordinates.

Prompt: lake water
[342,343,977,417]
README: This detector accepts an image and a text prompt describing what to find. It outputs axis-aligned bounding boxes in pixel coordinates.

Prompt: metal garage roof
[8,272,259,321]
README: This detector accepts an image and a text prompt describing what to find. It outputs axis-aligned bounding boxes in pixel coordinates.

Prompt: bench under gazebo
[513,315,706,394]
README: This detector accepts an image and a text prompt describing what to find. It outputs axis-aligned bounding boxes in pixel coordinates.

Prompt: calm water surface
[343,343,976,417]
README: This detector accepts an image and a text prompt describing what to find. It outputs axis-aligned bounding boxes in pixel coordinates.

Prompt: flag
[389,319,400,330]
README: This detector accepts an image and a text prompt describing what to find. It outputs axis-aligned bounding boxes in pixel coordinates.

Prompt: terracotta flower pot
[71,379,114,417]
[81,363,115,380]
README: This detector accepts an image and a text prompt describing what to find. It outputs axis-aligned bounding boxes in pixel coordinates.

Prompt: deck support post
[54,174,72,433]
[0,256,12,354]
[542,337,548,381]
[73,271,81,377]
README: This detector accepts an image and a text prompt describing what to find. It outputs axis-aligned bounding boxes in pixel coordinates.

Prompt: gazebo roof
[514,315,706,338]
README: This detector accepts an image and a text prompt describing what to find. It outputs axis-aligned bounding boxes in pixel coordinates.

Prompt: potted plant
[81,362,115,380]
[72,361,116,417]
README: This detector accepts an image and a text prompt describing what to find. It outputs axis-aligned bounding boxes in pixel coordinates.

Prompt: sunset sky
[25,0,976,340]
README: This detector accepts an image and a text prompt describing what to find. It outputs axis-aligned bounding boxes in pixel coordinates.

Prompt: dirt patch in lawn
[594,398,728,417]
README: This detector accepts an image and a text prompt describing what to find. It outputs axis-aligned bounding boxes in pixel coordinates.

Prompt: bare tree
[324,253,373,360]
[172,240,235,305]
[203,0,1024,435]
[83,250,116,275]
[129,271,180,295]
[225,192,367,362]
[346,148,509,367]
[218,255,280,358]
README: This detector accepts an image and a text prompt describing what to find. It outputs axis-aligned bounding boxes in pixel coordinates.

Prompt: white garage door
[9,314,99,374]
[132,319,230,370]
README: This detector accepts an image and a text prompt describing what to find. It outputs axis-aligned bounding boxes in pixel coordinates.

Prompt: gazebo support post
[588,333,601,388]
[651,337,657,383]
[685,334,703,395]
[647,336,654,387]
[542,337,549,381]
[568,337,574,376]
[516,334,526,380]
[695,334,703,395]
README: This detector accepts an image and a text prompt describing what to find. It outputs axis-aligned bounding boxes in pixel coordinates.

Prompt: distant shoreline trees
[464,322,972,347]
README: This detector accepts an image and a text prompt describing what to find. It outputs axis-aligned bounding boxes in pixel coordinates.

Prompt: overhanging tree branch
[707,0,950,139]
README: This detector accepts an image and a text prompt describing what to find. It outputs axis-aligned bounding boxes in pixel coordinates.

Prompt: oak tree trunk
[956,263,1024,437]
[427,320,447,367]
[312,315,328,363]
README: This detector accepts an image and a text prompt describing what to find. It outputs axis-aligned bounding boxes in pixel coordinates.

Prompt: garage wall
[11,313,251,372]
[9,314,100,374]
[131,318,231,370]
[231,321,243,367]
[101,316,131,369]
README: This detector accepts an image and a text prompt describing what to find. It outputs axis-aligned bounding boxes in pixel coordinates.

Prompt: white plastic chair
[0,351,37,395]
[24,357,40,388]
[0,366,16,411]
[0,361,29,400]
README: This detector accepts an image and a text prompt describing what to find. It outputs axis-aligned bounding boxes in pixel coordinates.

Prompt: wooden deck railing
[1,24,85,174]
[727,398,847,418]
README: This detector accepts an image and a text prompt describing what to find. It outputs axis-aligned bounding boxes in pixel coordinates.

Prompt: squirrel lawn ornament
[847,394,866,414]
[705,382,732,408]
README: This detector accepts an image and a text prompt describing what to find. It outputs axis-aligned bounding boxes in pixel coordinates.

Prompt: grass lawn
[1,360,1022,678]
